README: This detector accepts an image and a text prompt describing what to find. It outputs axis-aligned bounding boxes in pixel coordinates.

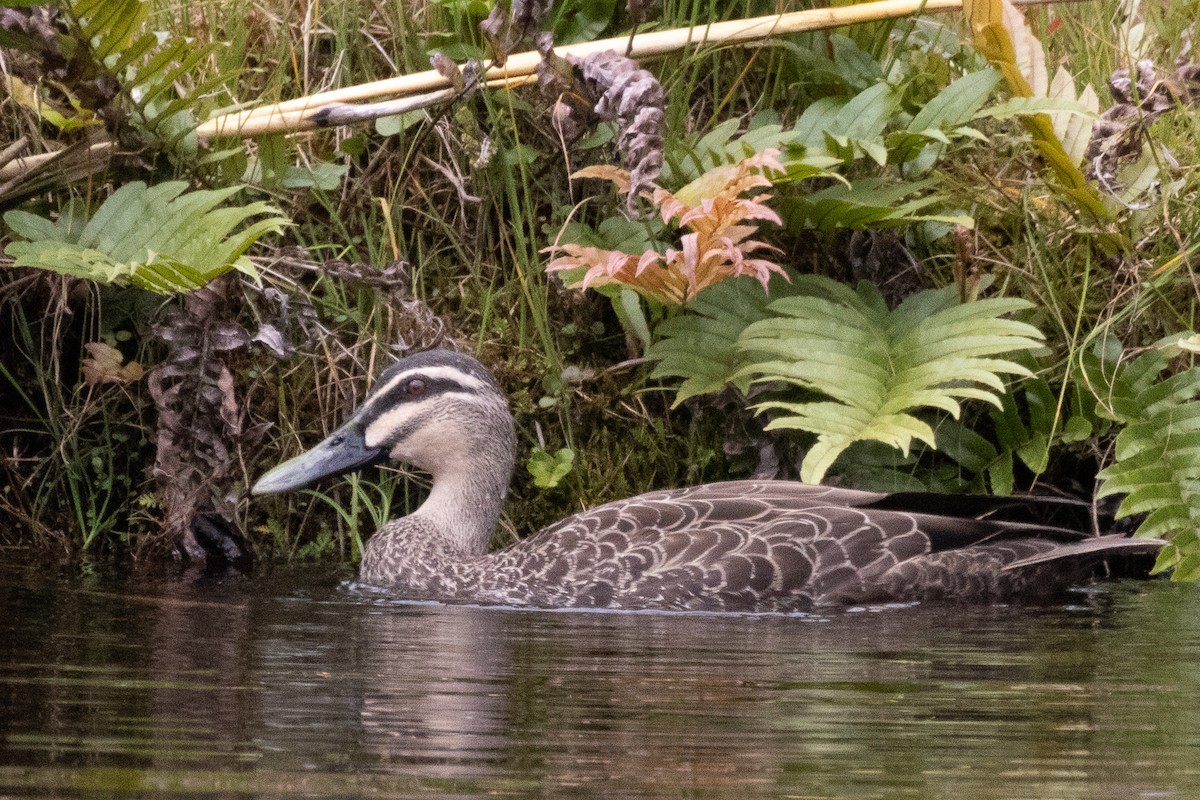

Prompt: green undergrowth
[2,0,1200,575]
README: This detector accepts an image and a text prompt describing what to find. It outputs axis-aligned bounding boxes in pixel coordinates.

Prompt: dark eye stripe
[379,377,471,406]
[355,380,483,432]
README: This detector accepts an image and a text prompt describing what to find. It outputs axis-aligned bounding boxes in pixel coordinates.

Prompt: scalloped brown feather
[359,481,1163,611]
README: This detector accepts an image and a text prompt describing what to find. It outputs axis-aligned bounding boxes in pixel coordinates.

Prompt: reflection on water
[1,559,1198,799]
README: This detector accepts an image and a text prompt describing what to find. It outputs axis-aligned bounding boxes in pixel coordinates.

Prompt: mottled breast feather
[358,481,1162,611]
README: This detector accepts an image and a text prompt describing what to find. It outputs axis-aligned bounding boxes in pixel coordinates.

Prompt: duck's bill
[251,425,385,496]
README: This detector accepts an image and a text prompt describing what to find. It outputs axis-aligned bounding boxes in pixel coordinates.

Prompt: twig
[0,137,29,172]
[0,138,113,193]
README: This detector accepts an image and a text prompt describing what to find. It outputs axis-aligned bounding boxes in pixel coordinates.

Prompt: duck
[251,349,1163,611]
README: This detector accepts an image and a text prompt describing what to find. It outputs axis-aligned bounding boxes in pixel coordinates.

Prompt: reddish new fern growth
[546,150,787,305]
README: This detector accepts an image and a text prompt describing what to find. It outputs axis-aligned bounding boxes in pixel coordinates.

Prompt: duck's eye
[405,378,427,397]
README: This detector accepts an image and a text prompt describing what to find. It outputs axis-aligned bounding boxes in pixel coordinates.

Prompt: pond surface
[1,559,1198,800]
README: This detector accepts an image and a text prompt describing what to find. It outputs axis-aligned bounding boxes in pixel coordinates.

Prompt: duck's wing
[483,481,927,610]
[484,481,1161,610]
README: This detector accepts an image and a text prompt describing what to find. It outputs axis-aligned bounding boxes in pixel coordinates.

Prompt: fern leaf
[78,0,148,61]
[738,278,1042,483]
[897,68,1001,171]
[663,114,798,184]
[1091,338,1200,580]
[779,178,972,232]
[3,182,289,294]
[648,277,783,404]
[4,210,65,243]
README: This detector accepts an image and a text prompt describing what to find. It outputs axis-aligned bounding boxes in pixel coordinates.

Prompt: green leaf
[663,115,800,185]
[910,69,1002,132]
[1089,334,1200,579]
[4,209,64,243]
[283,162,350,191]
[648,277,783,404]
[527,447,575,489]
[737,277,1043,483]
[614,288,652,352]
[779,177,973,232]
[376,110,425,137]
[973,96,1099,121]
[830,34,883,88]
[988,450,1015,496]
[3,182,290,294]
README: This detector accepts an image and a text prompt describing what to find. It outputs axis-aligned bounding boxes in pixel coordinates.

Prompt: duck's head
[251,349,516,496]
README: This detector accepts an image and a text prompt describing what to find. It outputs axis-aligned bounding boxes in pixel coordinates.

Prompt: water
[2,560,1198,799]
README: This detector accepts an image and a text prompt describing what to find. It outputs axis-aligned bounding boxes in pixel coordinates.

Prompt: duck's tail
[1003,534,1166,570]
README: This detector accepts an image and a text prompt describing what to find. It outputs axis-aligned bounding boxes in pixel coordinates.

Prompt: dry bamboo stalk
[215,74,536,138]
[0,79,531,181]
[197,0,963,138]
[0,139,114,184]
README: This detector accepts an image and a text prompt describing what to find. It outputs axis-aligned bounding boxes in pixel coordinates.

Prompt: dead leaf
[571,50,665,206]
[572,165,633,193]
[81,342,144,386]
[430,52,464,92]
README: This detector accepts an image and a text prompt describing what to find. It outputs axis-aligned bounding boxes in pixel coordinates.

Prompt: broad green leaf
[4,210,63,243]
[736,276,1043,483]
[1089,333,1200,579]
[648,277,801,404]
[3,182,290,295]
[527,447,575,490]
[973,96,1099,121]
[909,69,1002,133]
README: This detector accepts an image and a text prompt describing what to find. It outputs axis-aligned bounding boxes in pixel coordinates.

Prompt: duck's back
[471,481,1144,611]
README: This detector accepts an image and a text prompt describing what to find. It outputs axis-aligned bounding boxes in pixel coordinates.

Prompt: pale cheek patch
[362,392,493,449]
[391,424,457,469]
[364,405,420,448]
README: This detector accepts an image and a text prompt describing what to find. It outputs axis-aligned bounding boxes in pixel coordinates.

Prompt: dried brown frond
[569,50,665,208]
[1087,59,1200,187]
[481,0,553,65]
[149,276,253,567]
[626,0,656,26]
[535,32,590,144]
[81,343,144,387]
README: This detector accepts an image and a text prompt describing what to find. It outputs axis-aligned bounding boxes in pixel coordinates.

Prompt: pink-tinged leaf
[656,191,686,223]
[744,258,789,288]
[745,148,786,175]
[546,148,787,305]
[678,233,701,279]
[635,249,661,276]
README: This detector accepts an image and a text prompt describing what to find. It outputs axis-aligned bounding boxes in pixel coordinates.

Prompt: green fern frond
[648,277,783,404]
[74,0,148,61]
[738,277,1043,483]
[664,114,804,184]
[778,178,974,232]
[1091,336,1200,580]
[4,182,290,294]
[52,0,225,149]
